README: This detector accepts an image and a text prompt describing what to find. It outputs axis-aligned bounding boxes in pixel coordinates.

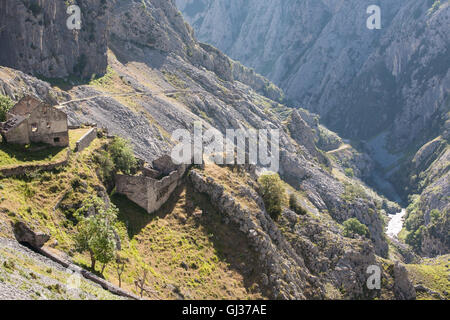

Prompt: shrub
[405,226,424,252]
[93,150,115,183]
[344,168,354,178]
[289,193,307,215]
[108,137,138,175]
[343,218,369,238]
[428,0,441,15]
[258,172,286,220]
[0,94,14,122]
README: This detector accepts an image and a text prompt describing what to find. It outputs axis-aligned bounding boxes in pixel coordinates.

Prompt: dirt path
[326,144,351,154]
[58,89,205,106]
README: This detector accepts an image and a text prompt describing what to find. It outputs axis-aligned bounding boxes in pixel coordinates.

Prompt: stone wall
[28,104,69,147]
[75,127,97,152]
[0,150,70,178]
[116,163,188,214]
[3,119,29,145]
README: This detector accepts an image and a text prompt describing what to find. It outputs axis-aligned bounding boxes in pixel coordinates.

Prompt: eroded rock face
[189,166,411,299]
[0,0,394,258]
[177,0,450,259]
[189,168,321,299]
[0,0,109,78]
[178,0,449,151]
[393,262,416,300]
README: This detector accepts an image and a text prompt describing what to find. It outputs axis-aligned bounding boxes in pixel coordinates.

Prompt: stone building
[116,156,188,214]
[0,96,69,147]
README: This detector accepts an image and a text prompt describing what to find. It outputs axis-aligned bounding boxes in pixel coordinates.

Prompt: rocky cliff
[0,0,434,299]
[0,0,109,79]
[177,0,449,148]
[177,0,450,257]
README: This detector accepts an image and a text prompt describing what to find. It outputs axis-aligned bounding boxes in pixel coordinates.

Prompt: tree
[108,137,138,175]
[258,172,286,220]
[115,254,128,288]
[343,218,369,238]
[0,94,13,122]
[74,196,118,272]
[134,264,151,298]
[289,193,307,215]
[344,168,354,178]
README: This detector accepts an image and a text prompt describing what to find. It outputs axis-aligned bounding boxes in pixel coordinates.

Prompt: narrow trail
[58,89,205,106]
[326,143,351,154]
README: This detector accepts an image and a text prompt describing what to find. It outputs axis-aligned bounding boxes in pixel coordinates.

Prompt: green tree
[405,226,424,252]
[0,94,13,122]
[343,218,369,238]
[258,172,286,220]
[108,137,138,174]
[74,196,118,272]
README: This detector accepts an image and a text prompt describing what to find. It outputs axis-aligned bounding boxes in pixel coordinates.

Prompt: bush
[405,226,424,252]
[93,150,115,183]
[0,94,14,122]
[289,193,307,215]
[258,172,286,220]
[343,218,369,238]
[108,137,138,175]
[344,168,354,178]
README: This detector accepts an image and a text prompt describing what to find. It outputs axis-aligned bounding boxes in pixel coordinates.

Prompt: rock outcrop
[13,221,50,248]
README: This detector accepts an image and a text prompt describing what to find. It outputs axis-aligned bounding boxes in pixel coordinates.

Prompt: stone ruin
[0,95,69,147]
[115,155,188,214]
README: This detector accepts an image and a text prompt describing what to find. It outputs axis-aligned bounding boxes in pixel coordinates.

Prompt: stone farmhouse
[0,96,69,147]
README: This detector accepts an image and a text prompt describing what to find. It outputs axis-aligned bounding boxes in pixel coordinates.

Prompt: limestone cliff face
[177,0,450,258]
[177,0,450,150]
[0,0,109,78]
[0,0,423,298]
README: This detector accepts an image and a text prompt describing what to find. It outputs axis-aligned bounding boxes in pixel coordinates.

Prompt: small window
[31,123,38,132]
[54,137,60,143]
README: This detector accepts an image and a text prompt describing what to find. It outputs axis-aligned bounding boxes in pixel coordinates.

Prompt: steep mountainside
[0,0,445,299]
[177,0,450,257]
[177,0,449,147]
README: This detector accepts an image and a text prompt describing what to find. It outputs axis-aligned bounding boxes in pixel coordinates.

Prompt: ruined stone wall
[116,164,188,214]
[0,150,69,177]
[146,165,188,213]
[28,104,69,147]
[75,127,97,152]
[115,174,149,212]
[3,120,30,145]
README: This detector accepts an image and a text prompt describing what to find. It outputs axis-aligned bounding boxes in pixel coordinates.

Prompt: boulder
[13,221,50,248]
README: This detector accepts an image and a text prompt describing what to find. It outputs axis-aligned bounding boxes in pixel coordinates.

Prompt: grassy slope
[405,255,450,300]
[0,134,266,299]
